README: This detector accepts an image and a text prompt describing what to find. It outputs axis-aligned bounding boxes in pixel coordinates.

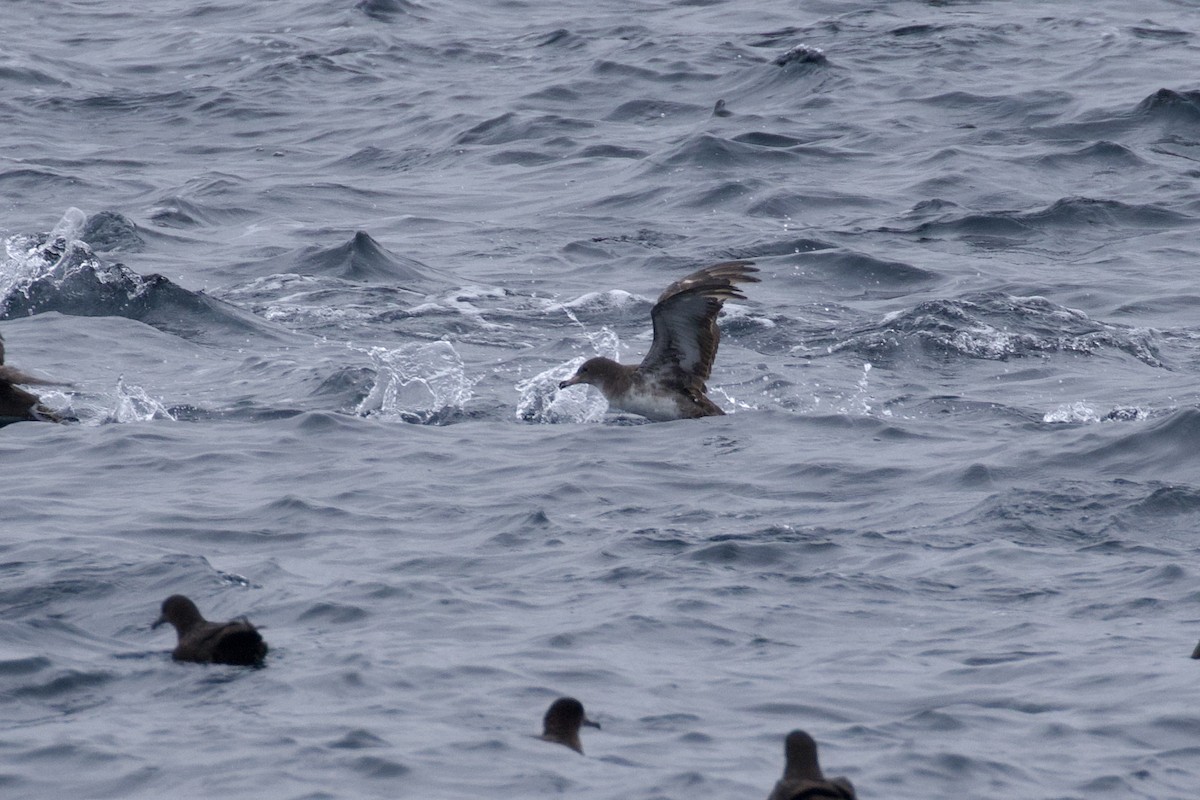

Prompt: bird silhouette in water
[540,697,600,754]
[766,730,857,800]
[0,333,69,424]
[152,594,268,666]
[558,261,759,420]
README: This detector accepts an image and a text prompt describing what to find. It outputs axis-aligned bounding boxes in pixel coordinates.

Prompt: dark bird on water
[557,261,759,421]
[766,730,857,800]
[540,696,600,755]
[152,594,268,667]
[0,333,68,424]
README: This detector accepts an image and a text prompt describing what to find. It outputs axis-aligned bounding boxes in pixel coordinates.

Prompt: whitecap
[1043,401,1101,424]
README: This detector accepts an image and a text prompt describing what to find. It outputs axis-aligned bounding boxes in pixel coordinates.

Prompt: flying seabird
[766,730,857,800]
[0,333,68,424]
[152,594,268,667]
[557,261,759,420]
[540,696,600,754]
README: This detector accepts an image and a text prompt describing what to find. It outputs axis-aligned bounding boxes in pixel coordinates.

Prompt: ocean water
[3,1,1200,797]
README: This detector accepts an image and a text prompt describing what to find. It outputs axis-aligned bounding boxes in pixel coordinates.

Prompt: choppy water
[4,1,1200,798]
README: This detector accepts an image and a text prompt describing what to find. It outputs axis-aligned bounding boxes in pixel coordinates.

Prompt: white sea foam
[1043,401,1101,424]
[548,288,641,315]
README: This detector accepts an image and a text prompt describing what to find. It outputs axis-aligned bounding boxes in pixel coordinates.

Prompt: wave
[1031,141,1147,170]
[833,292,1163,366]
[916,89,1075,126]
[882,196,1191,248]
[1059,407,1200,475]
[1037,87,1200,142]
[249,231,445,285]
[147,195,256,228]
[658,133,803,170]
[355,0,426,20]
[454,111,594,147]
[604,98,707,123]
[78,211,145,252]
[1,209,281,342]
[0,167,97,193]
[772,44,828,68]
[1132,88,1200,124]
[798,250,942,292]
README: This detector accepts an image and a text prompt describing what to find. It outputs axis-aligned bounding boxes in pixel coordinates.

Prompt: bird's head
[558,357,620,391]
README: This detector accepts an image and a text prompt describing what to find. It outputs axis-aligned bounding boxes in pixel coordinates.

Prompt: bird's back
[767,776,856,800]
[176,619,267,666]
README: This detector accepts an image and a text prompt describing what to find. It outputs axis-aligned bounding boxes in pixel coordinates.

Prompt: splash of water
[48,207,87,242]
[515,357,609,424]
[354,340,473,423]
[583,325,620,361]
[515,324,621,423]
[1043,401,1100,424]
[31,388,76,422]
[1043,402,1149,424]
[1,208,105,313]
[109,376,176,424]
[849,362,874,415]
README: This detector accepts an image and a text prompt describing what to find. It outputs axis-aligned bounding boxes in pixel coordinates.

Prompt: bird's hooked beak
[151,615,166,630]
[583,717,601,730]
[558,374,582,390]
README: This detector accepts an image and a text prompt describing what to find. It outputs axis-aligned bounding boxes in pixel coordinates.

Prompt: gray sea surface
[3,1,1200,798]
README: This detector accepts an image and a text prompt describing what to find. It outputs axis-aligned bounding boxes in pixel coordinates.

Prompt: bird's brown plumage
[152,594,268,667]
[558,261,758,420]
[0,333,67,424]
[766,730,857,800]
[540,696,600,754]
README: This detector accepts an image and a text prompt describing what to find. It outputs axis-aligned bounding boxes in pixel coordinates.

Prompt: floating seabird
[540,696,600,754]
[766,730,857,800]
[0,333,68,424]
[152,594,268,667]
[558,261,759,420]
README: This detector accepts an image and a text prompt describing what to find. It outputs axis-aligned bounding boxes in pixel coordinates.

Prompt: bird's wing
[639,261,758,383]
[188,620,265,663]
[0,366,69,387]
[211,625,267,665]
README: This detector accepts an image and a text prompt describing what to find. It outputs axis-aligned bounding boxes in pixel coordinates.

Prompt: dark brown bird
[557,261,759,420]
[152,594,268,666]
[540,696,600,754]
[0,333,67,424]
[766,730,857,800]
